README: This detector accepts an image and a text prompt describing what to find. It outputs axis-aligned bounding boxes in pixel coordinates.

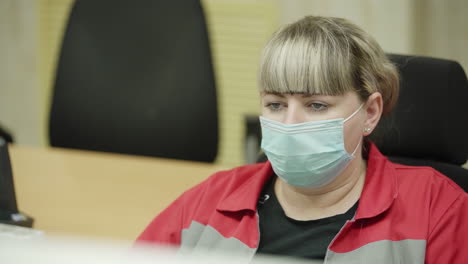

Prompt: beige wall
[0,0,466,166]
[0,0,39,145]
[413,0,468,71]
[279,0,415,54]
[279,0,468,72]
[0,0,72,147]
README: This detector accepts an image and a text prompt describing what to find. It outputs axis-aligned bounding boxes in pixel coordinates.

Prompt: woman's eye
[266,102,283,111]
[309,102,328,112]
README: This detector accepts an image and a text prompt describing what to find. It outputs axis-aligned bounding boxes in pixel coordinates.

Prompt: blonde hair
[259,16,399,115]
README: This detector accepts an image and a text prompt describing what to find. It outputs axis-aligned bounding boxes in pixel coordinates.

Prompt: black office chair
[370,54,468,191]
[251,54,468,192]
[49,0,218,162]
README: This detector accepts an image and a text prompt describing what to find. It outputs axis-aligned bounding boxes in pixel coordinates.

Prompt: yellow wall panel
[203,0,279,166]
[38,0,74,145]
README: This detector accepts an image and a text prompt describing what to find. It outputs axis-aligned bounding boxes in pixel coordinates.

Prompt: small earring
[364,127,371,132]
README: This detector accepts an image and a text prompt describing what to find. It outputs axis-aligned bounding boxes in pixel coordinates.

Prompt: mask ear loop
[344,103,365,123]
[344,103,365,156]
[350,139,362,156]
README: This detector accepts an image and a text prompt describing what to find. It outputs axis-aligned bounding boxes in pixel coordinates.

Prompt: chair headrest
[371,54,468,165]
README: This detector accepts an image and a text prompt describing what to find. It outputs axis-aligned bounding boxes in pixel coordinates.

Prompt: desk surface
[9,145,226,241]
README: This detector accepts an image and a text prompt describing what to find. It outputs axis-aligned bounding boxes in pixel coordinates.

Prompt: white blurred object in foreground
[0,224,314,264]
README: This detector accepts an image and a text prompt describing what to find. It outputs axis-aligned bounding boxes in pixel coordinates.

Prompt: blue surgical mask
[260,104,364,188]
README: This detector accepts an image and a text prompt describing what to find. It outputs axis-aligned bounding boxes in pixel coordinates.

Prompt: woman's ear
[363,92,383,136]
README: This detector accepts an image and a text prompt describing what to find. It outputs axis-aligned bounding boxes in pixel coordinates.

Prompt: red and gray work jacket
[137,143,468,263]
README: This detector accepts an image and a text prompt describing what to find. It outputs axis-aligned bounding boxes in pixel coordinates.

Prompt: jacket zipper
[323,218,355,264]
[249,211,261,261]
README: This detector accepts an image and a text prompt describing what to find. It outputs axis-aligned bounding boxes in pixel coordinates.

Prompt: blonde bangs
[259,21,355,96]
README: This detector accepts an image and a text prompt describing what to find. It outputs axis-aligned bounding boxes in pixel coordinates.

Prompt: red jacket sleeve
[425,191,468,263]
[136,196,185,247]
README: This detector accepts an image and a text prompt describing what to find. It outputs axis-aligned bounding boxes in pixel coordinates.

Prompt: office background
[1,0,467,167]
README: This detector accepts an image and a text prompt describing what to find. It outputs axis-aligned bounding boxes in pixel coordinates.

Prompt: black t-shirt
[256,176,358,261]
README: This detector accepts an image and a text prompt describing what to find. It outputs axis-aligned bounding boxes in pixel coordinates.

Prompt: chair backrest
[372,54,468,165]
[49,0,218,162]
[370,54,468,191]
[0,138,17,217]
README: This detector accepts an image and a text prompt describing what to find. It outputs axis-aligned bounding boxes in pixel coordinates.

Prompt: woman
[137,16,468,263]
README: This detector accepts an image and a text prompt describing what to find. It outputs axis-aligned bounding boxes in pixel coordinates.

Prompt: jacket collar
[354,142,399,220]
[216,161,273,213]
[217,142,398,219]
